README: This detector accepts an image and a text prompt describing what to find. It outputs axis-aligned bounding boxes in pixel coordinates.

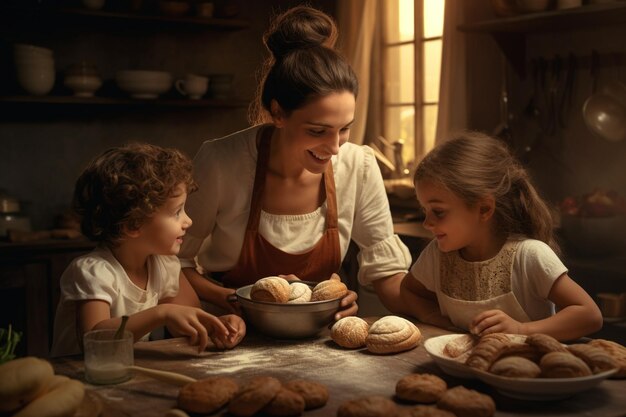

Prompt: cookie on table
[365,316,421,354]
[250,276,291,303]
[331,317,369,349]
[228,376,282,417]
[437,386,495,417]
[283,379,329,410]
[261,387,306,417]
[337,396,398,417]
[539,351,592,378]
[568,343,617,374]
[177,377,238,414]
[396,405,456,417]
[395,373,447,403]
[489,356,541,378]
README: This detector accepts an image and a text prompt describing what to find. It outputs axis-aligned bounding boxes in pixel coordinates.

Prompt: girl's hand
[211,314,246,349]
[161,304,228,353]
[335,290,358,321]
[470,309,523,336]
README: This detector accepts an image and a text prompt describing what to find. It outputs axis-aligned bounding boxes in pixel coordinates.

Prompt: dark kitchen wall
[0,0,335,230]
[463,1,626,204]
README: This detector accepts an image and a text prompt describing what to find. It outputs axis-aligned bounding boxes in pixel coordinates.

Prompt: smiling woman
[178,5,412,323]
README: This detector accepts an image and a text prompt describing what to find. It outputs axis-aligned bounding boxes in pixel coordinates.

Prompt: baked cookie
[287,282,312,303]
[588,339,626,378]
[443,334,477,359]
[310,278,348,301]
[525,333,569,354]
[395,373,447,403]
[366,316,421,354]
[466,333,511,371]
[396,405,456,417]
[539,351,592,378]
[177,377,238,414]
[261,387,306,416]
[250,276,291,303]
[568,344,617,374]
[283,379,329,410]
[228,376,282,417]
[331,317,369,349]
[489,356,541,378]
[337,396,398,417]
[437,386,495,417]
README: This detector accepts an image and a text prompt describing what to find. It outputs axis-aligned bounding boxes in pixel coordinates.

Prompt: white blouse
[178,125,411,285]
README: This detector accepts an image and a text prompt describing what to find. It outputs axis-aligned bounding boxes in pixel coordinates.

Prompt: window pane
[385,44,414,103]
[385,106,415,167]
[424,0,445,38]
[423,39,442,103]
[423,104,438,155]
[385,0,414,43]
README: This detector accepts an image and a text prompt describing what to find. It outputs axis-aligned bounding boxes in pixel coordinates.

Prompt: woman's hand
[278,274,301,281]
[470,309,523,336]
[209,286,241,315]
[160,304,228,353]
[211,314,246,349]
[335,290,358,320]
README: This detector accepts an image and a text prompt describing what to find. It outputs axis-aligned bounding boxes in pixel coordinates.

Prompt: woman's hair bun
[264,6,338,60]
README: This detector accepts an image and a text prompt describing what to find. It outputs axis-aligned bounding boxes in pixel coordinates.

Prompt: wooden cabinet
[0,240,95,358]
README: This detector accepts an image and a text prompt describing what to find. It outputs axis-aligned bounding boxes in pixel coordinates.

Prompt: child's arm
[77,298,229,353]
[374,273,453,328]
[471,273,603,341]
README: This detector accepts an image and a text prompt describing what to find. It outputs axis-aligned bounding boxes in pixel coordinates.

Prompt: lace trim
[440,241,519,301]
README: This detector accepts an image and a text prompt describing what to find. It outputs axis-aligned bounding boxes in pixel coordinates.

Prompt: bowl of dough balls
[234,274,348,339]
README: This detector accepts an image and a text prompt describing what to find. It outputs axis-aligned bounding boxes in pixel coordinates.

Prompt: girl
[51,144,246,357]
[387,132,602,341]
[179,6,411,319]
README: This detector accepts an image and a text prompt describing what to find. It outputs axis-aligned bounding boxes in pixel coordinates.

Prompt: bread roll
[331,317,369,349]
[489,356,541,378]
[443,334,477,358]
[287,282,312,303]
[250,276,290,303]
[13,379,85,417]
[568,343,617,374]
[310,278,348,302]
[0,357,55,412]
[588,339,626,378]
[540,351,592,378]
[365,316,421,354]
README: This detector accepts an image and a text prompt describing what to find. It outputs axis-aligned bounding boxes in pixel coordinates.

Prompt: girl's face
[138,183,192,256]
[273,91,355,175]
[416,179,486,255]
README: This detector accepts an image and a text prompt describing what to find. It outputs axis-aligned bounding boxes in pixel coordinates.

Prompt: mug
[175,73,208,99]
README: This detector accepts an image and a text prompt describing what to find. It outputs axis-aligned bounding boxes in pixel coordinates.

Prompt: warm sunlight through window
[384,0,445,170]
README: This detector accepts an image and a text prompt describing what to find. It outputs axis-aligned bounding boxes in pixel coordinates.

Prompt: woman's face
[273,91,355,175]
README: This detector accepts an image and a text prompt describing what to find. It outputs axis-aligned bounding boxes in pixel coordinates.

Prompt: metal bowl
[234,283,341,339]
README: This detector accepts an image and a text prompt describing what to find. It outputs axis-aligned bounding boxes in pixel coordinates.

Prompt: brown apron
[221,126,342,288]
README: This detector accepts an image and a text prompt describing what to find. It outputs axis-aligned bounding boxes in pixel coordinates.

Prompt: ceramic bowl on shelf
[115,70,173,99]
[64,75,102,97]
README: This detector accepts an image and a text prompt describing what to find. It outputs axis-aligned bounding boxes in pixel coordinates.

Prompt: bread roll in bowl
[250,276,291,303]
[331,317,369,349]
[310,278,348,302]
[288,282,312,303]
[0,357,55,412]
[365,316,421,354]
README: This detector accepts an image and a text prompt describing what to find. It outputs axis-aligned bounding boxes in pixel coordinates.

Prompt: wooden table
[52,320,626,417]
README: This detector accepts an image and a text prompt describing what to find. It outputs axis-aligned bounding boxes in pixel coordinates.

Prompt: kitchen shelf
[0,95,249,108]
[457,2,626,77]
[0,5,250,30]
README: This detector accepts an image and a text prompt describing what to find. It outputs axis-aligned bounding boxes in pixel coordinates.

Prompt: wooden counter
[51,320,626,417]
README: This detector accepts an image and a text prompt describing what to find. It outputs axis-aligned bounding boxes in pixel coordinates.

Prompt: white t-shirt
[179,125,411,285]
[410,239,568,321]
[51,246,180,357]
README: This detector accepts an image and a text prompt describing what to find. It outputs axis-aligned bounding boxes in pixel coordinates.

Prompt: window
[383,0,445,170]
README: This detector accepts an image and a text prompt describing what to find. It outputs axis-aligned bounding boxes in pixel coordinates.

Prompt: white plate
[473,368,618,401]
[423,334,477,379]
[424,334,619,400]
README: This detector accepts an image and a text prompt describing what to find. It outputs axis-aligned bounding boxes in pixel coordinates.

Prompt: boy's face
[138,183,192,256]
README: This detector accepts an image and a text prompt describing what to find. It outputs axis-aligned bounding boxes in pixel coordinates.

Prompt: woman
[178,6,411,319]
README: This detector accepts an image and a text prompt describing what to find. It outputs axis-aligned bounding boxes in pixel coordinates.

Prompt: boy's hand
[211,314,246,349]
[162,305,228,353]
[470,309,523,336]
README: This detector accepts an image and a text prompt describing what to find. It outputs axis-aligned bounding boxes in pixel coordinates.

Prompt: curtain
[337,0,380,146]
[435,0,468,145]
